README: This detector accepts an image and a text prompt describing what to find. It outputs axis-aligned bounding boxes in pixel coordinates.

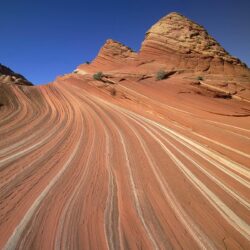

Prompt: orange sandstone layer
[0,72,250,249]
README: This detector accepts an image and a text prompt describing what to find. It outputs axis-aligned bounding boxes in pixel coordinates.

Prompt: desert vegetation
[93,72,104,81]
[156,70,170,80]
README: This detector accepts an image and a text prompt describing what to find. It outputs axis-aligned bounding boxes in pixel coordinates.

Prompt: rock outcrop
[139,12,249,75]
[0,64,32,85]
[77,39,137,72]
[77,13,249,76]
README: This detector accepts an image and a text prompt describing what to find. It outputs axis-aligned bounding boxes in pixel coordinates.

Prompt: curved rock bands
[0,76,249,249]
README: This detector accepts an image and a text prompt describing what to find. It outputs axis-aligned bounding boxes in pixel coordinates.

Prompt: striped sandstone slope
[0,70,250,249]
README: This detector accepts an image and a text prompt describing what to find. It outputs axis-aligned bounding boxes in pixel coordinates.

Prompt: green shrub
[93,72,104,81]
[156,70,169,81]
[196,76,203,81]
[85,61,90,64]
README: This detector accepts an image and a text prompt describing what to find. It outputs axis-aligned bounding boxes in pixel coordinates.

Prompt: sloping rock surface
[139,12,249,75]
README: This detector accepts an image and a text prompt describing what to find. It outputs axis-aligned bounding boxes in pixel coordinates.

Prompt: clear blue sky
[1,0,250,84]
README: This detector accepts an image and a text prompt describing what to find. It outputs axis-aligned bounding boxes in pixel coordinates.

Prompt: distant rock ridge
[0,64,32,86]
[78,12,249,76]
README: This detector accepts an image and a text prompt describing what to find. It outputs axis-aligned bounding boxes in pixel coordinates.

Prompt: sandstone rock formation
[0,64,32,86]
[77,12,249,77]
[0,64,33,109]
[77,39,137,72]
[139,12,249,75]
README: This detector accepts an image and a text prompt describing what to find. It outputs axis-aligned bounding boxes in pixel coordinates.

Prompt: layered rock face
[94,39,137,65]
[77,12,249,76]
[139,12,249,75]
[0,64,32,85]
[0,64,33,109]
[78,39,137,72]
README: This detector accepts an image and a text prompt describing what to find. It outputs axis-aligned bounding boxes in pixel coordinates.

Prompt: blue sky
[1,0,250,84]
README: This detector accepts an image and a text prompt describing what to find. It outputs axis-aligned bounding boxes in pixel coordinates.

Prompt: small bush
[196,76,203,81]
[110,88,117,96]
[85,61,90,64]
[93,72,104,81]
[156,70,169,81]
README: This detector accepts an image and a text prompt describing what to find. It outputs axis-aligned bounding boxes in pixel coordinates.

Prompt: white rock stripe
[192,131,250,158]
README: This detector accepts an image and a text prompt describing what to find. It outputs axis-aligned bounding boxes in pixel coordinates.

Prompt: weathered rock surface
[139,12,249,75]
[74,12,250,100]
[77,12,249,77]
[77,39,137,72]
[0,64,32,86]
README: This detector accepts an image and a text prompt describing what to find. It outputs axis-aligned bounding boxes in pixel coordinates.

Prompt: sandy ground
[0,74,249,249]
